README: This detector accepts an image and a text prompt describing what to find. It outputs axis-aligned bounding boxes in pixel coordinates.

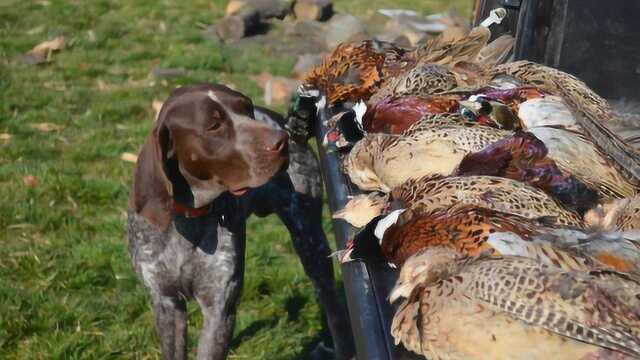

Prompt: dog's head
[131,83,288,229]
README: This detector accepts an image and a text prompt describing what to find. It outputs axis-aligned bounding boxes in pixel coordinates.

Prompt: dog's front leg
[194,225,245,360]
[151,294,188,360]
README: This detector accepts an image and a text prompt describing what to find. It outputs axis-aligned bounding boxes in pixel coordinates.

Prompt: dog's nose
[268,131,289,153]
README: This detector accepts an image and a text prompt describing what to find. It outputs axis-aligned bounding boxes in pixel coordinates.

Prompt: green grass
[0,0,471,358]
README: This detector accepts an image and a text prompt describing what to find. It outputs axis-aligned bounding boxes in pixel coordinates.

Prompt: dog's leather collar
[172,200,212,218]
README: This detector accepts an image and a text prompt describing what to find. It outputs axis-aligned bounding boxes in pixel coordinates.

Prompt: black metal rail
[313,105,422,360]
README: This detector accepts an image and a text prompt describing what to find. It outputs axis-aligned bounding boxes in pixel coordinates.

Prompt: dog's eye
[207,122,222,132]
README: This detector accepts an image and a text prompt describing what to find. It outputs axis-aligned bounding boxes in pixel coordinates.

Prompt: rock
[324,14,366,49]
[216,7,261,40]
[266,77,300,105]
[225,0,291,20]
[293,0,333,21]
[291,53,325,79]
[152,67,187,79]
[283,20,326,49]
[252,72,300,106]
[380,18,426,46]
[375,10,471,46]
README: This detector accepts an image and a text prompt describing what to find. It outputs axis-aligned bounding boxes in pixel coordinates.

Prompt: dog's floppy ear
[129,105,175,230]
[153,111,174,196]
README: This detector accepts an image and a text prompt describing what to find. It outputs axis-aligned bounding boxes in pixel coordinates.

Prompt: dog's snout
[268,131,289,153]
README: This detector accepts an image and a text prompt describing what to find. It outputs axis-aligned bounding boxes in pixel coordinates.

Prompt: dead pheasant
[367,57,640,186]
[304,22,511,106]
[363,86,542,134]
[344,118,510,192]
[585,197,640,231]
[487,229,640,276]
[334,173,585,229]
[373,205,543,267]
[336,203,640,278]
[345,120,634,202]
[303,40,400,105]
[455,131,600,214]
[390,247,640,360]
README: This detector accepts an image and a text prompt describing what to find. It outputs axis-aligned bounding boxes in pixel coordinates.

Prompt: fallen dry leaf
[251,71,273,89]
[23,36,65,65]
[121,152,138,163]
[152,100,164,121]
[29,122,63,132]
[31,36,65,54]
[23,175,39,188]
[0,133,11,141]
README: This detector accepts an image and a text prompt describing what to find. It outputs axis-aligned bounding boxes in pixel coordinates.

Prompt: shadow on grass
[231,317,279,348]
[285,292,307,322]
[286,280,350,360]
[231,286,345,359]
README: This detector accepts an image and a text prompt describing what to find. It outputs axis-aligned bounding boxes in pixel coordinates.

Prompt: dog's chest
[128,211,245,298]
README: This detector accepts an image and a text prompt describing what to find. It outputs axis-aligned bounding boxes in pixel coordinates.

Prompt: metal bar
[313,105,423,360]
[314,106,393,360]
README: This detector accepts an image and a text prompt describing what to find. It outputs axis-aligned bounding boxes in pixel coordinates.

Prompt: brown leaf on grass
[29,123,63,132]
[22,36,65,65]
[0,133,11,141]
[23,175,39,188]
[32,36,65,53]
[152,100,164,121]
[250,71,273,89]
[121,152,138,163]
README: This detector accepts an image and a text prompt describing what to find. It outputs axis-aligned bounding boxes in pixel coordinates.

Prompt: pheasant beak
[389,282,413,303]
[329,248,355,264]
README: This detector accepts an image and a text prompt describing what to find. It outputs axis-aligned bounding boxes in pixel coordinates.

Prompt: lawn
[0,0,470,358]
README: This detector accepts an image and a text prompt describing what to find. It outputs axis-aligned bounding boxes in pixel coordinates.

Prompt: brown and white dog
[128,84,354,359]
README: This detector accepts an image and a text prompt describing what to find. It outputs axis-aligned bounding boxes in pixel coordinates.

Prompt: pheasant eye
[480,101,493,114]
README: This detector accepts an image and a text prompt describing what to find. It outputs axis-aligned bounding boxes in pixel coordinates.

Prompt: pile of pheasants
[299,13,640,360]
